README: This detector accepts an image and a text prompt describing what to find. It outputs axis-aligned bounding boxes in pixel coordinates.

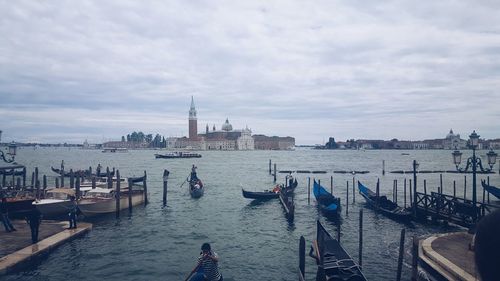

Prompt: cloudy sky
[1,1,499,145]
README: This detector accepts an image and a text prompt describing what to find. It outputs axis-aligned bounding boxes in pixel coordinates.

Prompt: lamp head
[469,130,480,148]
[452,150,462,167]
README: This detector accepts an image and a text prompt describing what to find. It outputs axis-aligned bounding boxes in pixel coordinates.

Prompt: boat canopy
[46,188,75,196]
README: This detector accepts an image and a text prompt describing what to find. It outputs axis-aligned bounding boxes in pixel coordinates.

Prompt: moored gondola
[358,181,412,221]
[313,180,341,216]
[482,180,500,199]
[311,220,367,281]
[242,177,298,200]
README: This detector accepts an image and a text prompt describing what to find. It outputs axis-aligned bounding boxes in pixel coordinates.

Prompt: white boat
[102,148,128,153]
[77,187,144,217]
[33,188,76,218]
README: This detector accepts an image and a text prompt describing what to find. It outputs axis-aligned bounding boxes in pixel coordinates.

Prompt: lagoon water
[3,148,499,280]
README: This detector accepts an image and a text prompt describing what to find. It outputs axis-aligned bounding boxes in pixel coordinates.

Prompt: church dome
[222,118,233,131]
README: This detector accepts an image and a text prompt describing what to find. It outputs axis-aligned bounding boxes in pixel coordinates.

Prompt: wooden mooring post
[69,169,74,189]
[22,167,26,187]
[16,178,21,189]
[330,176,333,194]
[115,170,121,218]
[404,179,407,208]
[382,160,385,175]
[487,176,490,204]
[43,175,47,190]
[411,235,418,281]
[163,169,169,206]
[34,167,39,190]
[359,209,363,267]
[453,180,456,197]
[91,176,96,189]
[75,176,81,199]
[143,170,148,205]
[464,175,467,200]
[128,178,133,213]
[409,179,412,209]
[273,163,277,183]
[307,177,311,204]
[352,177,355,203]
[30,172,34,188]
[396,228,406,281]
[346,181,349,215]
[439,174,443,195]
[299,236,305,280]
[394,179,397,204]
[55,177,59,188]
[268,159,271,175]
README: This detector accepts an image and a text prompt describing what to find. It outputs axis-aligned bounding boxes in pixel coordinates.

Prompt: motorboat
[77,187,144,216]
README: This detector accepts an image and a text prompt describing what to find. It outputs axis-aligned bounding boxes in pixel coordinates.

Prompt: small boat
[51,166,89,177]
[242,187,280,199]
[242,177,298,200]
[482,180,500,199]
[77,187,144,216]
[33,188,76,218]
[313,180,341,216]
[188,166,204,198]
[358,181,412,221]
[155,152,202,159]
[189,179,204,198]
[2,190,35,216]
[311,220,367,281]
[102,148,128,153]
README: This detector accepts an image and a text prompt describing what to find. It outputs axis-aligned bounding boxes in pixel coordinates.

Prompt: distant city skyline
[1,1,499,144]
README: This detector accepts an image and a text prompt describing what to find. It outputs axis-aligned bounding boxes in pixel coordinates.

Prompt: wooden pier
[0,220,92,275]
[413,191,499,228]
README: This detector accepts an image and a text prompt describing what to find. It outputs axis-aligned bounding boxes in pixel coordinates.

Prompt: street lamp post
[452,130,498,223]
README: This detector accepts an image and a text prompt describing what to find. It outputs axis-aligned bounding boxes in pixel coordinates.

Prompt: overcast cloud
[1,0,500,144]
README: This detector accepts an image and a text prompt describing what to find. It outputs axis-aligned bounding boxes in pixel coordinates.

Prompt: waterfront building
[175,97,292,150]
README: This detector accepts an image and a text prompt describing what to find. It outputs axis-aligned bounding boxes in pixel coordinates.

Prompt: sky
[1,1,500,145]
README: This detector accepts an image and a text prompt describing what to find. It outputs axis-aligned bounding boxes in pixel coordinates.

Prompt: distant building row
[322,129,500,150]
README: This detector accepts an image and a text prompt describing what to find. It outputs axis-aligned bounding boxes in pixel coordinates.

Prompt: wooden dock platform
[419,232,479,281]
[0,220,92,275]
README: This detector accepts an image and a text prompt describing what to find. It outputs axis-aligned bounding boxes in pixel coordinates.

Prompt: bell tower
[189,96,198,140]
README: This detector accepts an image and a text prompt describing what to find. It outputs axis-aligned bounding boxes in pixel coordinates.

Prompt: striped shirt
[197,252,221,281]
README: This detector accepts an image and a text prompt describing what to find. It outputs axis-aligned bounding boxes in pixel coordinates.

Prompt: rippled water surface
[3,148,499,280]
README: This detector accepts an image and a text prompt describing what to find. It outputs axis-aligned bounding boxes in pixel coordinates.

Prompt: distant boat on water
[102,148,128,153]
[155,151,202,159]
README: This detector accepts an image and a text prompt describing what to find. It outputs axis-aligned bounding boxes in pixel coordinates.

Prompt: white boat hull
[78,192,144,217]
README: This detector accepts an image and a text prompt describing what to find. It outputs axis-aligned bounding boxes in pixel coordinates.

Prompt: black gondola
[358,181,412,221]
[188,166,204,198]
[242,178,298,200]
[311,220,367,281]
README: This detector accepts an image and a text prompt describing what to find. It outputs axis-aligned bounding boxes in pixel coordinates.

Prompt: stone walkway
[421,232,479,281]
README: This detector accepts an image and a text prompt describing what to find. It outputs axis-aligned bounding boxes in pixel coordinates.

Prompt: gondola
[313,180,340,216]
[51,167,92,177]
[311,220,367,281]
[242,177,298,200]
[242,188,279,199]
[188,166,204,198]
[189,179,204,198]
[482,180,500,199]
[357,181,412,221]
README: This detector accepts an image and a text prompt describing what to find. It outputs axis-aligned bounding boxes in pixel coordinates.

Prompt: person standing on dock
[68,196,78,229]
[1,197,16,232]
[187,243,223,281]
[25,208,41,243]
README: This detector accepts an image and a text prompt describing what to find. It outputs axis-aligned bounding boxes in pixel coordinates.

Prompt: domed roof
[221,118,233,131]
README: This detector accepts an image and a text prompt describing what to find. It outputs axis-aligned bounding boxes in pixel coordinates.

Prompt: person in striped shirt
[188,243,223,281]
